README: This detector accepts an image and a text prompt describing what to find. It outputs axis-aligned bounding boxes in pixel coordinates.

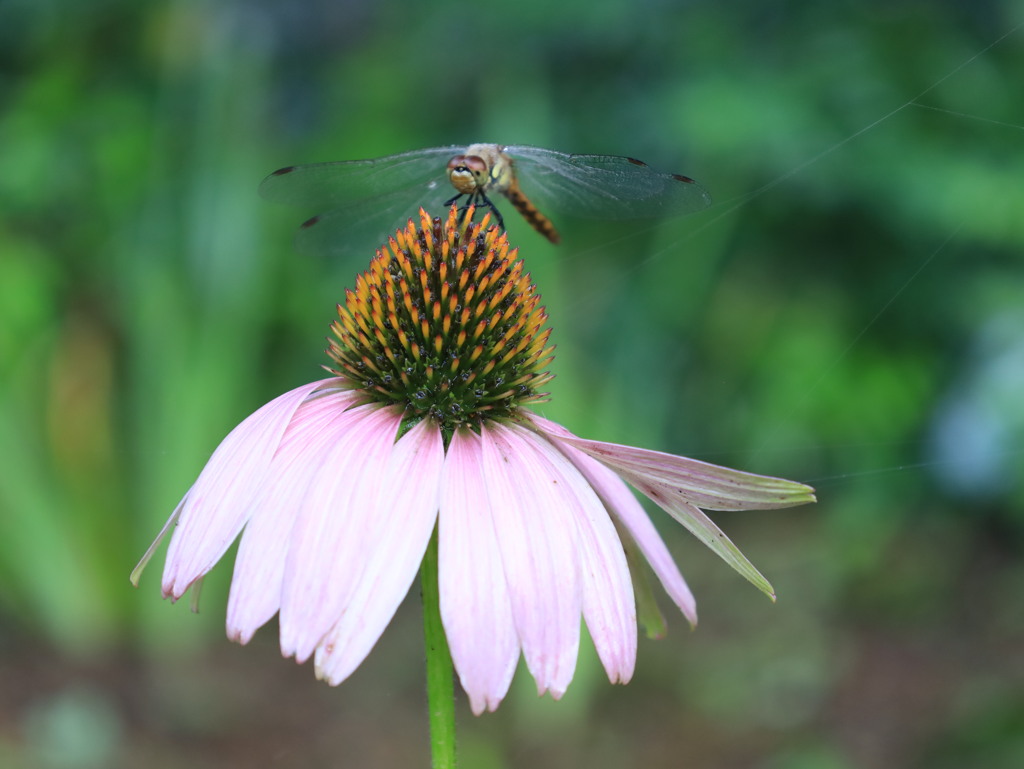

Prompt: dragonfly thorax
[445,144,553,241]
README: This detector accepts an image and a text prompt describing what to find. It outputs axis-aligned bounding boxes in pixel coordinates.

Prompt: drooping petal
[541,427,816,511]
[525,428,637,685]
[532,417,814,599]
[314,418,444,685]
[226,390,358,643]
[160,379,341,599]
[130,497,184,588]
[438,427,520,714]
[481,423,582,700]
[531,415,697,626]
[278,404,403,663]
[646,494,777,599]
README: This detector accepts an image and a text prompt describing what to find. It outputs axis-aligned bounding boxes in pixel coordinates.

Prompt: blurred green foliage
[2,0,1023,767]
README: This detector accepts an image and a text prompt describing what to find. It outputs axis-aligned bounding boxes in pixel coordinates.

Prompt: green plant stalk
[422,525,457,768]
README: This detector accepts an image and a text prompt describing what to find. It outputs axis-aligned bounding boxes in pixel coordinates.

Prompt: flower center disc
[327,206,555,432]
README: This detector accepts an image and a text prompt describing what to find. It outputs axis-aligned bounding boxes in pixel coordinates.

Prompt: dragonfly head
[447,154,489,195]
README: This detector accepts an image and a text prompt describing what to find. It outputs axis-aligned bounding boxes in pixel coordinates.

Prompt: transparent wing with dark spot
[504,145,712,219]
[259,146,461,256]
[287,184,463,259]
[259,146,460,207]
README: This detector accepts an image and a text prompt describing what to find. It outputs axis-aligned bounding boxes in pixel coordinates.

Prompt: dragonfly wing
[260,145,466,257]
[505,145,712,219]
[289,182,458,258]
[258,146,460,209]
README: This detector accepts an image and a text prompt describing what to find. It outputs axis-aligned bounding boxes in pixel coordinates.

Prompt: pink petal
[160,379,342,599]
[540,426,816,511]
[278,404,403,663]
[438,427,519,715]
[481,423,582,701]
[531,417,808,599]
[314,418,444,685]
[226,390,358,643]
[525,429,637,685]
[532,416,697,626]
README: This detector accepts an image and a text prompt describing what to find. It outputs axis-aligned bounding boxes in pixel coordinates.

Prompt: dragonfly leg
[444,192,478,221]
[443,192,506,231]
[474,192,505,230]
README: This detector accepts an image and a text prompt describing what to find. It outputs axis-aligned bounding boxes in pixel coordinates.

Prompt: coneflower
[133,205,814,763]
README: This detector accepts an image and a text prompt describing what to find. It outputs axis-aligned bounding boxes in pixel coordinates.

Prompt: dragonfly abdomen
[503,182,561,244]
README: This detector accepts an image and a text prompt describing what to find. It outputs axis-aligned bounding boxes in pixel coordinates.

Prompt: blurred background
[2,0,1023,766]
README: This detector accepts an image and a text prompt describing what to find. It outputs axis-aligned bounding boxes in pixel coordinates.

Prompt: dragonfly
[259,143,712,257]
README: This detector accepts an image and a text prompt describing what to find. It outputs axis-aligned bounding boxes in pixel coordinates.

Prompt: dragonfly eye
[447,154,489,194]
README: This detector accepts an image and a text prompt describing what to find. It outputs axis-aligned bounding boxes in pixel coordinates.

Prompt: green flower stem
[422,525,457,768]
